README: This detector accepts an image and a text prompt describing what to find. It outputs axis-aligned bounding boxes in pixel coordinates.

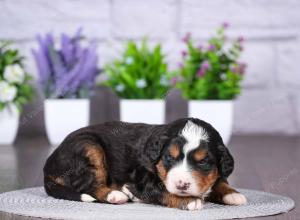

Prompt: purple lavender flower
[32,29,98,99]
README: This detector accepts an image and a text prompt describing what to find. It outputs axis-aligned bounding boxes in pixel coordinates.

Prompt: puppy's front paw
[186,199,203,211]
[223,193,247,205]
[121,185,141,202]
[106,190,129,204]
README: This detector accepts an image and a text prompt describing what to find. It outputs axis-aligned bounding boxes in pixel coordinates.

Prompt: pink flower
[201,60,211,70]
[196,69,205,78]
[238,63,247,74]
[178,63,184,69]
[181,50,187,57]
[170,77,178,85]
[182,32,191,43]
[231,62,247,75]
[237,36,245,43]
[197,44,203,51]
[196,60,211,78]
[207,44,216,51]
[222,21,229,29]
[230,66,237,73]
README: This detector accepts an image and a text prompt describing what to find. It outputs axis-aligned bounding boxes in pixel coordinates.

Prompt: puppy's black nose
[176,181,190,191]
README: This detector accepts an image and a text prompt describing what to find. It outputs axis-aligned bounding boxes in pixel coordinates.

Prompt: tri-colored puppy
[44,118,246,210]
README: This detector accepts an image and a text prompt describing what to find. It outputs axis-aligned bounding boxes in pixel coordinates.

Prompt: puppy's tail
[44,176,96,202]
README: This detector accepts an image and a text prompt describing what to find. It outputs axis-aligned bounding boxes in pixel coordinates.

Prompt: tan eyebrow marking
[193,149,207,161]
[169,144,180,158]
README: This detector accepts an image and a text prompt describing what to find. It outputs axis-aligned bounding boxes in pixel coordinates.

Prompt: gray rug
[0,187,295,220]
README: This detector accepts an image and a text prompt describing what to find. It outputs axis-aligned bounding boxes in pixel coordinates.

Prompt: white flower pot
[188,100,233,145]
[0,105,19,145]
[44,99,90,145]
[120,99,165,124]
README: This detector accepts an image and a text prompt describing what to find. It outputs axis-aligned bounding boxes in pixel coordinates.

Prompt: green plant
[0,41,34,112]
[175,23,246,100]
[103,40,171,99]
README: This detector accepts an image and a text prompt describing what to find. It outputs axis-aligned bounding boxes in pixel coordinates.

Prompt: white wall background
[0,0,300,135]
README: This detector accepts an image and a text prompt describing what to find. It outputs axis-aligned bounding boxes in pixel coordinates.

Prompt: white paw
[106,190,129,204]
[121,185,141,202]
[223,193,247,205]
[186,199,203,211]
[81,194,97,202]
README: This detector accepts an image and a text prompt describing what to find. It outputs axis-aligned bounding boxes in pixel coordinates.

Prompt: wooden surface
[0,135,299,220]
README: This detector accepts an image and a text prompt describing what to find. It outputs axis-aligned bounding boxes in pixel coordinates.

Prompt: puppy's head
[145,119,234,197]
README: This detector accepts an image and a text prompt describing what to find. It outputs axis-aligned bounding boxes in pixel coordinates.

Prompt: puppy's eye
[197,156,209,165]
[166,153,175,161]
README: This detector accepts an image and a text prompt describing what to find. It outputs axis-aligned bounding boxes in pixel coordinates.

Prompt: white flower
[125,56,134,65]
[115,84,125,92]
[220,73,227,80]
[160,75,169,86]
[0,81,17,102]
[4,64,25,84]
[95,73,109,84]
[136,79,147,88]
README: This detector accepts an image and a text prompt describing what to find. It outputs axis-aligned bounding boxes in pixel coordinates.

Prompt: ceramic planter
[188,100,233,145]
[120,99,165,124]
[44,99,90,145]
[0,105,19,145]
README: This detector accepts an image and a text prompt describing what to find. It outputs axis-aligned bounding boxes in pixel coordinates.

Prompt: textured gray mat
[0,187,295,220]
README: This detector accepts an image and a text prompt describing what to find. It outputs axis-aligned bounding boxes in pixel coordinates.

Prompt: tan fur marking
[169,144,180,158]
[156,160,167,182]
[193,149,207,161]
[85,144,119,201]
[192,168,219,194]
[85,144,107,184]
[162,193,198,209]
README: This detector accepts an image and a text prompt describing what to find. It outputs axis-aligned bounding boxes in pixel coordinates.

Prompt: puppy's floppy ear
[216,144,234,179]
[140,133,169,172]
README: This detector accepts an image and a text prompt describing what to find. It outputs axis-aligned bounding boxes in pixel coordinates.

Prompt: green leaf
[0,103,5,112]
[102,39,171,99]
